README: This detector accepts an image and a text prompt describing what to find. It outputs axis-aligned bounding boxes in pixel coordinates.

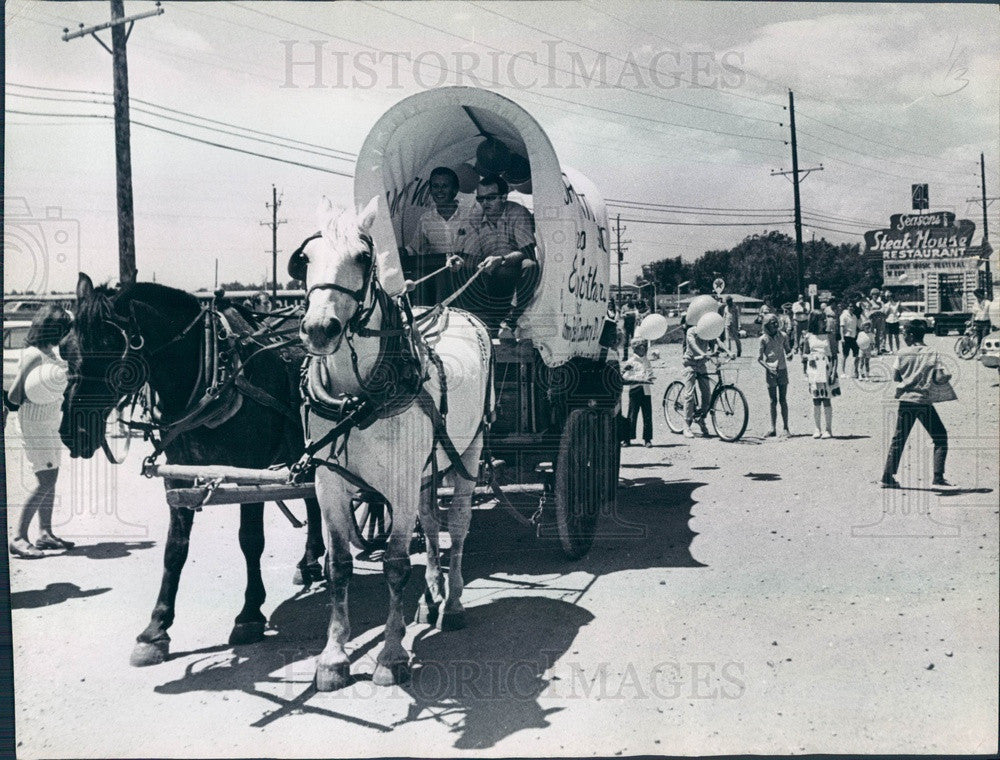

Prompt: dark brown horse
[59,273,324,666]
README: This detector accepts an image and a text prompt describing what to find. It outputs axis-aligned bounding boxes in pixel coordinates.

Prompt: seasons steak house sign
[864,212,978,285]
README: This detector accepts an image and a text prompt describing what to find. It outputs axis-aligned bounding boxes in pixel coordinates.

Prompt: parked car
[3,300,47,320]
[3,319,32,393]
[978,329,1000,373]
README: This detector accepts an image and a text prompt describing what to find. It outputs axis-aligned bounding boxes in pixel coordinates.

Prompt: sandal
[9,539,45,559]
[34,534,75,550]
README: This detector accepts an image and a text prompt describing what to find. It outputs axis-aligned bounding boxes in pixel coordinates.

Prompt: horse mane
[325,206,373,259]
[75,280,202,345]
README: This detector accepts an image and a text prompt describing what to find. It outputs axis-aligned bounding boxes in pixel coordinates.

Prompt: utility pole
[261,185,286,298]
[771,90,822,297]
[63,1,163,285]
[967,152,997,299]
[613,214,631,303]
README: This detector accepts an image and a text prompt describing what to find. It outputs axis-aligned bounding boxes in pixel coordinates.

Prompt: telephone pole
[771,90,822,296]
[63,1,164,285]
[967,152,997,299]
[613,214,631,303]
[261,185,286,297]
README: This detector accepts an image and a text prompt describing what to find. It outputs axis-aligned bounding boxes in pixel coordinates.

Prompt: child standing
[881,319,953,488]
[802,312,839,439]
[758,314,792,437]
[857,318,873,380]
[623,338,657,447]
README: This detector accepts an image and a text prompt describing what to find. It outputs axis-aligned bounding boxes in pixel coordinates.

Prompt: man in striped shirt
[459,175,540,336]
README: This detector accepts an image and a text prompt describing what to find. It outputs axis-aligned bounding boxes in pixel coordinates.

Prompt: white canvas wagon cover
[354,86,611,367]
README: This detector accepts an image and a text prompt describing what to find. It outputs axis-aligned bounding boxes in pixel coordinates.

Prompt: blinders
[296,231,378,331]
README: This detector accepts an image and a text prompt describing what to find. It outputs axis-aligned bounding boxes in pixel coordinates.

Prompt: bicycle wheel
[661,381,686,433]
[955,334,978,360]
[710,385,748,442]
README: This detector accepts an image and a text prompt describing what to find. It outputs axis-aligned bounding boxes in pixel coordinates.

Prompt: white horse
[298,197,493,690]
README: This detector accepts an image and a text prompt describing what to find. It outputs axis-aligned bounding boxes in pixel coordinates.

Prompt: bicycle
[954,320,981,360]
[661,356,749,442]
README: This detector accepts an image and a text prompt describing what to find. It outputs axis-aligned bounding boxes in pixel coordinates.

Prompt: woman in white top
[883,291,901,353]
[7,305,74,558]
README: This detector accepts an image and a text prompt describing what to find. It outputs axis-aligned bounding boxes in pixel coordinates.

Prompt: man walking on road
[881,319,953,488]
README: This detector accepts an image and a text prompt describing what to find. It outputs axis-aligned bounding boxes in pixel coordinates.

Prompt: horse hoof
[373,662,411,687]
[130,641,169,667]
[314,662,352,692]
[439,610,466,631]
[292,562,324,587]
[414,602,439,626]
[229,622,266,646]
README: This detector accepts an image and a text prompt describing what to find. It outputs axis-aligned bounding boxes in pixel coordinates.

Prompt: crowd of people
[615,285,991,489]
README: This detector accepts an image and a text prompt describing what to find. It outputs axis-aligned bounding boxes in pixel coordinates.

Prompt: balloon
[634,313,668,341]
[694,312,725,341]
[454,162,479,194]
[857,331,872,350]
[503,153,531,184]
[475,137,511,176]
[685,294,719,327]
[24,363,67,405]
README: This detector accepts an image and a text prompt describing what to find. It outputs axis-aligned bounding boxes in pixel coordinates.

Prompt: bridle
[301,232,381,348]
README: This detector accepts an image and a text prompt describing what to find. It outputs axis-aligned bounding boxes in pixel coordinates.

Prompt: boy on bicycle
[682,324,732,438]
[758,313,793,437]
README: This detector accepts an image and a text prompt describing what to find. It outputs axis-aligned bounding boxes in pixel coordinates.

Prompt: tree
[641,230,878,307]
[639,256,690,295]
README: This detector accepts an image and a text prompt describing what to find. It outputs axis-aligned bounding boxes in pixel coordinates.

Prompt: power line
[796,126,981,182]
[608,204,795,220]
[620,217,792,227]
[465,0,786,117]
[608,199,793,212]
[6,109,355,177]
[357,1,784,141]
[796,109,980,177]
[230,1,787,149]
[8,82,358,160]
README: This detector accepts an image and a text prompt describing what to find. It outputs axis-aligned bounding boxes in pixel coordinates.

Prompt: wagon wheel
[554,408,609,560]
[350,492,392,552]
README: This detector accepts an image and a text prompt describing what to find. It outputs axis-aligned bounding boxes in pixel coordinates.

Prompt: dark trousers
[458,259,539,329]
[882,401,948,480]
[627,386,653,443]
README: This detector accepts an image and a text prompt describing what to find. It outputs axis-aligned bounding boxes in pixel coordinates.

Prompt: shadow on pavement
[402,596,593,749]
[745,472,781,481]
[10,582,111,609]
[59,541,156,560]
[151,474,706,747]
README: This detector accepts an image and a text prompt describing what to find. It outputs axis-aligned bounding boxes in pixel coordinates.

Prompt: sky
[4,1,999,295]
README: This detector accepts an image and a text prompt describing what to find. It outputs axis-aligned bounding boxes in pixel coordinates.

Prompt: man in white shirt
[840,304,861,377]
[791,294,810,353]
[972,288,994,343]
[405,167,476,306]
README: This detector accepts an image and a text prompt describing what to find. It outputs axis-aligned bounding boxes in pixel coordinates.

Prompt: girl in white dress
[7,305,73,558]
[802,313,840,439]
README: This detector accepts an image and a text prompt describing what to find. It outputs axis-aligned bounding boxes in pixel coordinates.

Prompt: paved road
[6,336,998,757]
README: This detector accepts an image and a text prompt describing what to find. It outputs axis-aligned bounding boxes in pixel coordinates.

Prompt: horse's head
[297,196,379,355]
[60,273,198,458]
[59,274,134,457]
